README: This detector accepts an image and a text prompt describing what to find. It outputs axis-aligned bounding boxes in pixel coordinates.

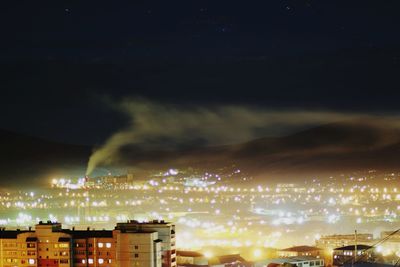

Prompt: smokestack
[354,230,358,264]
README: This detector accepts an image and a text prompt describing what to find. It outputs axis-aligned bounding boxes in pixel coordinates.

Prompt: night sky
[1,0,400,145]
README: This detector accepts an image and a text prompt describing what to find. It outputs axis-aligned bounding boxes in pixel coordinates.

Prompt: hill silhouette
[0,129,91,187]
[1,119,400,186]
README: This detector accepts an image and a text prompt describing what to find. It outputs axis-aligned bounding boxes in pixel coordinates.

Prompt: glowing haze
[86,98,390,175]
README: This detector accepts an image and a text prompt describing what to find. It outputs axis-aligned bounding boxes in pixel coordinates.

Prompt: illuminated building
[0,222,72,267]
[0,220,168,267]
[176,251,207,266]
[315,234,374,266]
[332,245,376,266]
[316,234,374,250]
[277,246,322,258]
[254,256,324,267]
[115,220,176,267]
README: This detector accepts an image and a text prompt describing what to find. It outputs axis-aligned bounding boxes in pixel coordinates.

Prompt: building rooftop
[119,219,171,225]
[177,251,205,257]
[62,229,114,239]
[37,220,61,226]
[0,230,29,239]
[320,234,372,239]
[334,245,373,251]
[280,246,322,252]
[256,256,323,266]
[287,256,324,262]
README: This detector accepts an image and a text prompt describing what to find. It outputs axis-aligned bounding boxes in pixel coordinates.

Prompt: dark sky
[1,0,400,145]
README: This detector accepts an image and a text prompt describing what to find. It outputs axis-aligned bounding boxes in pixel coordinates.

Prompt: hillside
[1,119,400,186]
[0,129,91,186]
[117,120,400,179]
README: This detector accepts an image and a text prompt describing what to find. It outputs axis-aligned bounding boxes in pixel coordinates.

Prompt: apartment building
[0,220,171,267]
[116,220,176,267]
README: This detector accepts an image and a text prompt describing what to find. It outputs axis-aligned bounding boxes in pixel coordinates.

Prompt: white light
[254,249,262,258]
[204,251,213,258]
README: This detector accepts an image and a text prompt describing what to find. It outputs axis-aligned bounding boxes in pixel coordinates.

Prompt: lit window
[88,259,94,264]
[82,259,86,264]
[98,243,104,248]
[106,243,111,248]
[98,258,104,264]
[28,259,35,264]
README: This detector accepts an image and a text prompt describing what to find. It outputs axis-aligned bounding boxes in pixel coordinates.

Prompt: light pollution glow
[1,168,400,260]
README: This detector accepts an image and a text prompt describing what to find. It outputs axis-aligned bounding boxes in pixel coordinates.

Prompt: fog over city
[2,1,400,266]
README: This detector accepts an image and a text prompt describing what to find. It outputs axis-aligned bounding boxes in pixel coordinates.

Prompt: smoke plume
[86,98,395,175]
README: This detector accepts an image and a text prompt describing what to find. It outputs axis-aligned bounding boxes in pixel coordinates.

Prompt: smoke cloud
[85,98,394,175]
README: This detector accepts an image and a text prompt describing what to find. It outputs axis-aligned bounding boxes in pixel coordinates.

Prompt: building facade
[316,234,374,251]
[277,246,322,258]
[332,245,376,267]
[0,220,172,267]
[255,256,324,267]
[116,220,176,267]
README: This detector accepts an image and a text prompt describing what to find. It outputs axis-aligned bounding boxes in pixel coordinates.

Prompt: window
[88,258,94,264]
[135,253,139,258]
[106,243,111,248]
[82,259,86,264]
[75,242,85,248]
[310,261,315,266]
[59,243,69,248]
[98,242,104,248]
[60,259,69,264]
[98,258,104,264]
[27,243,36,248]
[134,245,139,250]
[60,251,69,256]
[28,259,35,264]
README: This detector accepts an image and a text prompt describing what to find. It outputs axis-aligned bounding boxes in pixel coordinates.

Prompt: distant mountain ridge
[1,120,400,186]
[225,120,400,178]
[112,120,400,180]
